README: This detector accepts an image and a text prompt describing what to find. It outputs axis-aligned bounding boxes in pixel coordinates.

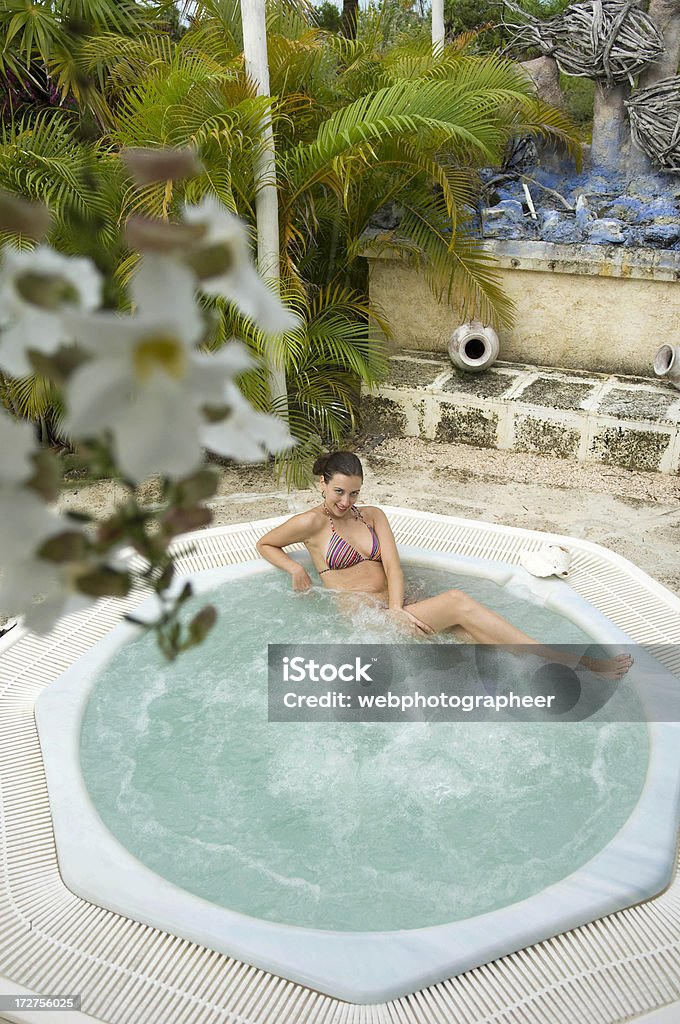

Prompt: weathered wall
[367,240,680,376]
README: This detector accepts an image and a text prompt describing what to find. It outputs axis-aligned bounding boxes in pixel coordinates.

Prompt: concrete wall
[366,240,680,376]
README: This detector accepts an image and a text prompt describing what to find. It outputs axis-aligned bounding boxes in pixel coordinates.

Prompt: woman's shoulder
[357,504,384,517]
[288,507,325,530]
[257,507,324,546]
[356,505,387,526]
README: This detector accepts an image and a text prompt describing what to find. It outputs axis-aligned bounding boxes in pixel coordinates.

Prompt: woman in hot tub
[256,450,632,678]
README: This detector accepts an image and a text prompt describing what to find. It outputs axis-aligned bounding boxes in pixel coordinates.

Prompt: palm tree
[0,0,579,484]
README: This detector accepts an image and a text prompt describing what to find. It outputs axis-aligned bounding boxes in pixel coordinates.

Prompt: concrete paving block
[597,388,678,423]
[435,404,499,448]
[441,370,520,399]
[384,360,450,389]
[514,378,597,410]
[589,425,672,472]
[360,395,408,437]
[513,415,582,459]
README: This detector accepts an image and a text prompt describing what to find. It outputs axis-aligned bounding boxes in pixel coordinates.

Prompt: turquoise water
[80,566,649,932]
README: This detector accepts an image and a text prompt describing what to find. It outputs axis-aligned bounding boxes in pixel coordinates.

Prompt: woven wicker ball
[503,0,664,86]
[626,77,680,172]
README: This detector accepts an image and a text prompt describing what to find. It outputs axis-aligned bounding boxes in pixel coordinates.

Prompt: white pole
[240,0,288,412]
[432,0,445,54]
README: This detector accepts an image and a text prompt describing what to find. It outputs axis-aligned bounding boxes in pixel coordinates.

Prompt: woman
[256,451,632,678]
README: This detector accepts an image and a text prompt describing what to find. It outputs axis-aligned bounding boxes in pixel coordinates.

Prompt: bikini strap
[322,503,336,533]
[324,503,366,530]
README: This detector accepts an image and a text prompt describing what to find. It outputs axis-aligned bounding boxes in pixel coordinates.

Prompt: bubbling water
[80,566,648,932]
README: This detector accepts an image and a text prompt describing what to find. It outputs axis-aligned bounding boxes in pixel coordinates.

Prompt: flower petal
[61,308,141,356]
[183,196,251,255]
[201,263,300,335]
[201,417,265,461]
[0,411,36,485]
[0,306,66,376]
[64,359,132,437]
[0,490,64,566]
[130,255,204,345]
[187,342,256,402]
[200,383,294,461]
[113,379,204,482]
[1,245,102,310]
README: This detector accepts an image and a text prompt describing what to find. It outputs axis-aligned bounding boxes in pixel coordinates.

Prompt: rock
[585,218,627,244]
[482,200,528,239]
[623,227,645,247]
[490,199,524,220]
[628,175,672,198]
[575,194,595,231]
[369,202,404,230]
[599,197,644,223]
[540,209,582,243]
[637,198,678,221]
[481,221,527,240]
[495,185,524,203]
[641,222,680,247]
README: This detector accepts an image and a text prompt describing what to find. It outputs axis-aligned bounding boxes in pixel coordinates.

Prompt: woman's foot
[578,652,634,680]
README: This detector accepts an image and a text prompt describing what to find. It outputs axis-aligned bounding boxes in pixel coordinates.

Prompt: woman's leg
[404,590,534,644]
[403,589,632,678]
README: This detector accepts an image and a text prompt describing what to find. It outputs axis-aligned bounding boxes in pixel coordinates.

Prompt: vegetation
[0,0,579,485]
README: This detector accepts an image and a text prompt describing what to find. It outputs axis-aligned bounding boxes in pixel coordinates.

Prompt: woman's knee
[445,589,475,616]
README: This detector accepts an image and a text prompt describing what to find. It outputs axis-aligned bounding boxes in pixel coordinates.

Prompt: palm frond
[0,112,123,248]
[396,185,515,327]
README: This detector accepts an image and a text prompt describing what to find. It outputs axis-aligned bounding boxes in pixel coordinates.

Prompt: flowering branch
[0,150,299,659]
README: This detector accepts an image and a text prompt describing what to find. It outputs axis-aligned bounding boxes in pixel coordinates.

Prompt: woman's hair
[312,451,363,482]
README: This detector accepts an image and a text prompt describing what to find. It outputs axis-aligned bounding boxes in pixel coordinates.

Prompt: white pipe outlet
[448,321,500,373]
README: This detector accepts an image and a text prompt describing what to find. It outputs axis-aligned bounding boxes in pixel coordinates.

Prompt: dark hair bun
[313,451,363,482]
[312,453,331,476]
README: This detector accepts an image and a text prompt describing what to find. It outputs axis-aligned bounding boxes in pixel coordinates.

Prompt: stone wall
[361,353,680,473]
[366,240,680,376]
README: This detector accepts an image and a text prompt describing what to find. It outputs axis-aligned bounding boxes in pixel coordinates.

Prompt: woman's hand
[388,608,434,636]
[291,565,313,592]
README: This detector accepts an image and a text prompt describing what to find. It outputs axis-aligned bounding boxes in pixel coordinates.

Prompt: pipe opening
[654,345,675,376]
[464,337,487,361]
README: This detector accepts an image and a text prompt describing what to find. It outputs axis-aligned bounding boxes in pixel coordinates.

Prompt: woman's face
[320,473,363,517]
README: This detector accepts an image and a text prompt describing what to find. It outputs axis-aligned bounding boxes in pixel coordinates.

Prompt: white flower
[200,381,295,462]
[0,245,103,377]
[0,410,37,485]
[0,489,94,635]
[0,553,95,635]
[182,196,300,335]
[63,258,256,483]
[0,488,62,562]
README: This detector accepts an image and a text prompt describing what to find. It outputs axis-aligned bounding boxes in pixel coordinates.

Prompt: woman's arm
[370,507,405,610]
[256,512,317,591]
[371,507,433,636]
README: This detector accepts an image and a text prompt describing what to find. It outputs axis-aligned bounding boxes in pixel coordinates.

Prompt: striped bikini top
[319,506,382,574]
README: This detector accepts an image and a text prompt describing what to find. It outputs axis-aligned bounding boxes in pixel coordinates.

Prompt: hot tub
[33,515,680,1004]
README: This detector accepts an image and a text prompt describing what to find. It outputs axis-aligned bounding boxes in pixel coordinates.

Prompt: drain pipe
[654,345,680,390]
[448,322,500,373]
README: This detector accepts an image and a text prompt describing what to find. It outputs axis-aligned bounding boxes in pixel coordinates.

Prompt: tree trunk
[591,82,631,172]
[628,0,680,171]
[341,0,359,39]
[641,0,680,86]
[432,0,444,53]
[520,56,564,109]
[240,0,288,413]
